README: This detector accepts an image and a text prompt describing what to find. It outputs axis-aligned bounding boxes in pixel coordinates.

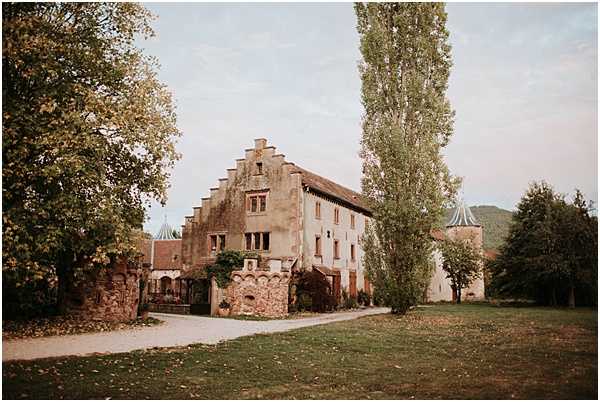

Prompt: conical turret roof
[446,199,480,227]
[155,221,176,240]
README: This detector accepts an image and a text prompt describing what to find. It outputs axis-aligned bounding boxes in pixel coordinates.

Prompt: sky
[139,2,598,236]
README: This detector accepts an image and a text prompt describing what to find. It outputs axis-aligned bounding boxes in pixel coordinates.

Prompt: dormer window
[256,162,263,175]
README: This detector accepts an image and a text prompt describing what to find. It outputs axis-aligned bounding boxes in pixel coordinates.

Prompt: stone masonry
[227,270,291,318]
[67,259,141,321]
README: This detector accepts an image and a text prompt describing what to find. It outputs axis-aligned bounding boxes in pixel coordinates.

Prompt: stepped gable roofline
[446,199,480,227]
[155,221,177,240]
[289,165,372,216]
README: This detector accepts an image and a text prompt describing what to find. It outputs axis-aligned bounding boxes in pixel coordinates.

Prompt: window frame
[246,191,269,215]
[315,235,322,256]
[333,239,340,259]
[244,232,271,252]
[208,233,226,256]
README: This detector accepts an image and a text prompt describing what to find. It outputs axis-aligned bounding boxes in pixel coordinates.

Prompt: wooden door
[349,271,357,298]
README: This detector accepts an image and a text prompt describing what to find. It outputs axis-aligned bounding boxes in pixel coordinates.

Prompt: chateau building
[181,139,372,315]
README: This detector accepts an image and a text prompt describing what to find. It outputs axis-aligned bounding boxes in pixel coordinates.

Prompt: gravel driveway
[2,307,389,362]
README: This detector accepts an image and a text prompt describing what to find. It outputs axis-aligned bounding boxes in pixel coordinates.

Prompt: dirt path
[2,307,389,362]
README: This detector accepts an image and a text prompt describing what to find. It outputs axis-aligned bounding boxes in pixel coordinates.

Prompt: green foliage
[341,288,358,309]
[440,238,482,303]
[2,3,181,316]
[297,294,313,312]
[293,270,336,313]
[206,250,255,288]
[488,182,597,307]
[171,229,181,239]
[357,289,371,306]
[356,3,459,315]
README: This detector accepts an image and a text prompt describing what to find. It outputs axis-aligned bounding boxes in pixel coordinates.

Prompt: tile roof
[290,165,372,215]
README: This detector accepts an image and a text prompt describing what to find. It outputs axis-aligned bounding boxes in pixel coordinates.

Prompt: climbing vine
[206,250,259,288]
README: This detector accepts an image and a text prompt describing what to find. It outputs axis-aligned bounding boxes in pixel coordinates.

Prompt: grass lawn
[2,304,597,399]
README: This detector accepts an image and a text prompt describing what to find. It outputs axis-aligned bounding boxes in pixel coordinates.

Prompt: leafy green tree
[3,3,181,316]
[488,183,597,307]
[356,3,458,314]
[440,238,482,303]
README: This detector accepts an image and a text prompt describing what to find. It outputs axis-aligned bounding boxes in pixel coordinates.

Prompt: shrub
[297,294,313,312]
[357,289,371,306]
[341,288,358,309]
[293,270,336,312]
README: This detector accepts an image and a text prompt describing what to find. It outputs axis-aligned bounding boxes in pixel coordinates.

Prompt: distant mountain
[442,205,514,251]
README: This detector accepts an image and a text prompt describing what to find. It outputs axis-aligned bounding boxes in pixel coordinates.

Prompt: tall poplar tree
[356,3,458,313]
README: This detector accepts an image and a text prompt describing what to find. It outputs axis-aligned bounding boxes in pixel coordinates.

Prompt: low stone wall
[228,271,290,318]
[67,261,141,322]
[148,303,191,315]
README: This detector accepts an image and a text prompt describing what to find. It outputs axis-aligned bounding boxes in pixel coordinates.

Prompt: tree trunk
[456,288,462,304]
[568,283,575,308]
[451,287,457,303]
[550,286,557,307]
[56,261,69,315]
[56,250,75,315]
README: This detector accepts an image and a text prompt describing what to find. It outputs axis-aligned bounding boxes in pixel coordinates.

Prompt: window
[315,235,322,256]
[315,201,321,219]
[334,207,340,224]
[209,234,226,255]
[210,235,217,252]
[259,195,266,212]
[334,240,340,259]
[245,233,252,250]
[253,232,261,250]
[350,244,356,261]
[245,232,270,251]
[247,192,268,214]
[256,162,263,175]
[350,214,355,229]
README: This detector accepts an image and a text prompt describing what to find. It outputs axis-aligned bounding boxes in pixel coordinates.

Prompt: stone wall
[67,260,141,321]
[149,303,190,315]
[227,270,290,318]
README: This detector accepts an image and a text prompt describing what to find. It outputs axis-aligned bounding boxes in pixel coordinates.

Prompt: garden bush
[292,270,336,312]
[341,288,358,309]
[357,289,371,306]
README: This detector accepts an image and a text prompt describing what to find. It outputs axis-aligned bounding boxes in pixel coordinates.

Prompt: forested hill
[442,205,514,251]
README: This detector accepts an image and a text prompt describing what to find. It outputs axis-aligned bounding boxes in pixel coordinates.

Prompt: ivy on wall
[206,250,259,288]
